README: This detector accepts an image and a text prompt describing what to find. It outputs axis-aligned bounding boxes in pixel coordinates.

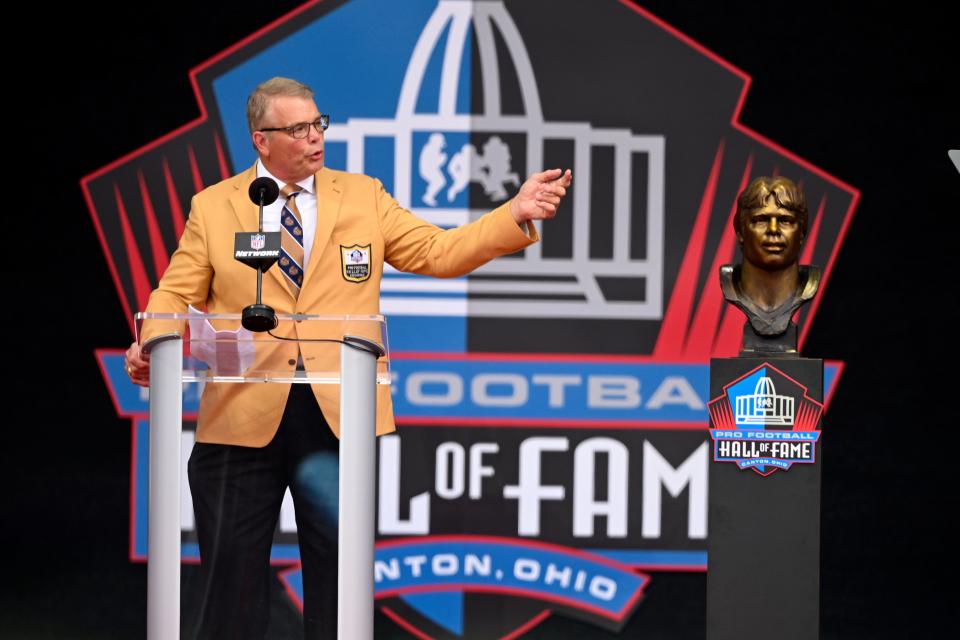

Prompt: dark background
[7,0,956,637]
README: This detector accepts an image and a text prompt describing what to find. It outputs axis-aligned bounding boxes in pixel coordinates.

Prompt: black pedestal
[706,357,824,640]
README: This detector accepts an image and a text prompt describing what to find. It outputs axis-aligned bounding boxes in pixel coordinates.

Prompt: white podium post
[337,336,382,640]
[147,336,183,640]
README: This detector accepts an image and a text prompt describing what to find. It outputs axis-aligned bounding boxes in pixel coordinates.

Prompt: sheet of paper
[187,305,256,374]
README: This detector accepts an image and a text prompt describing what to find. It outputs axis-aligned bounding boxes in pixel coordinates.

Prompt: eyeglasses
[258,114,330,139]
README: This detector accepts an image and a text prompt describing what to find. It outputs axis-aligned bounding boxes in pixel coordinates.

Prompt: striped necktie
[279,183,305,297]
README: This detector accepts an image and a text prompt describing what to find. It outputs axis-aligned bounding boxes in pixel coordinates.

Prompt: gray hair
[246,77,315,133]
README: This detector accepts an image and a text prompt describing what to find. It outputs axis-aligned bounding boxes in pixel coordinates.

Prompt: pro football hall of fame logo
[85,1,856,637]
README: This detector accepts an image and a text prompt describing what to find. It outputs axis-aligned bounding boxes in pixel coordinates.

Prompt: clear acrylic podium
[135,312,390,640]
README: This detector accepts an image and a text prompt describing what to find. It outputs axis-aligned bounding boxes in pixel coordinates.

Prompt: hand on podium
[125,342,150,387]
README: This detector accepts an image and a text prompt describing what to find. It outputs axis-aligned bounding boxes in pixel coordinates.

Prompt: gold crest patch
[340,244,371,282]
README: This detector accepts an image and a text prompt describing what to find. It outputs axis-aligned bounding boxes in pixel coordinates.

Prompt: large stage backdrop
[81,1,857,637]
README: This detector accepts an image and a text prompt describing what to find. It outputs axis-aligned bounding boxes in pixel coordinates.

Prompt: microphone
[235,178,282,332]
[248,177,280,208]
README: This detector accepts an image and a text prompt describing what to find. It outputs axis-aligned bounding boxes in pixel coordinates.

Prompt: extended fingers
[539,169,571,195]
[528,201,558,217]
[536,192,562,206]
[531,168,564,183]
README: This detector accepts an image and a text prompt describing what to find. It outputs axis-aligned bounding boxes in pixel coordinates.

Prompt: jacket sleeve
[140,196,214,344]
[377,179,538,277]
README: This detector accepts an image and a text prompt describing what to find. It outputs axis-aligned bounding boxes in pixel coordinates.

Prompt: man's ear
[252,131,269,157]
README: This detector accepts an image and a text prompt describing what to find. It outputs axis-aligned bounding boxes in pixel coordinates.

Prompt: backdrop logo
[330,0,666,321]
[708,363,823,476]
[85,1,856,637]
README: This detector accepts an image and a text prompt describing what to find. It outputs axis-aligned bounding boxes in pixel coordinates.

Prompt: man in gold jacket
[125,77,571,638]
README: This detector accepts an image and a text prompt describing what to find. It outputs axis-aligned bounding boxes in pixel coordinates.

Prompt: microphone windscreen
[248,177,280,206]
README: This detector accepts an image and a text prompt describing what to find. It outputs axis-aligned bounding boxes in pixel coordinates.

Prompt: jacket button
[288,359,296,365]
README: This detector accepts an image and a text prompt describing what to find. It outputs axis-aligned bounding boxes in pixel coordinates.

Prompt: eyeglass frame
[257,114,330,139]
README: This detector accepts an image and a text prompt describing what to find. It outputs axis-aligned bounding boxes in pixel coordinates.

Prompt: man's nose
[767,216,779,233]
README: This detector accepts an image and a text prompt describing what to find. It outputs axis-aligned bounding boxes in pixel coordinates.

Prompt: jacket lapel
[301,168,342,295]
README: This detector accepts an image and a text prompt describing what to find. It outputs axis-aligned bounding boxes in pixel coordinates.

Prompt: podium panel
[706,357,823,640]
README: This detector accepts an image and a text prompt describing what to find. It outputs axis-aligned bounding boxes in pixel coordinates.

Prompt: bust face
[738,197,804,270]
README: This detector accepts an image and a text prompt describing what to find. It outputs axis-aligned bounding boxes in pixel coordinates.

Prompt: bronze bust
[721,176,820,354]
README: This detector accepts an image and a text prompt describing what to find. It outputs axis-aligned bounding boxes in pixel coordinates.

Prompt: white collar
[256,159,316,195]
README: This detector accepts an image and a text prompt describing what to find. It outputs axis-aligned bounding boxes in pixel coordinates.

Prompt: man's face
[738,197,804,271]
[252,95,324,183]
